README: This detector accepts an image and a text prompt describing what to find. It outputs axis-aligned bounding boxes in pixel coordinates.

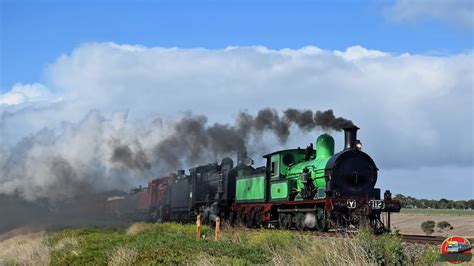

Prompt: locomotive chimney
[343,126,359,150]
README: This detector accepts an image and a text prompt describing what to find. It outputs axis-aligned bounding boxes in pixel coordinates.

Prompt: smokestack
[343,126,359,150]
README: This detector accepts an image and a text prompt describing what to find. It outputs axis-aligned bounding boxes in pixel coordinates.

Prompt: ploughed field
[391,208,474,237]
[0,223,439,265]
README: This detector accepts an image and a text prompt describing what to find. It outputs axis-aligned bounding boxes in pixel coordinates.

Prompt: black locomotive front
[325,126,379,199]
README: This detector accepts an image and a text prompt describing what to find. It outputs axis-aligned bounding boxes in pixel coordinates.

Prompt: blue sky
[0,0,473,200]
[1,0,472,91]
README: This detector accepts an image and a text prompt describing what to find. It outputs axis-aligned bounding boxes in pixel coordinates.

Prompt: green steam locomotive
[231,126,400,232]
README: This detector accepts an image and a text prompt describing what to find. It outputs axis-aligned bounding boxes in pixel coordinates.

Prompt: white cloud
[0,83,59,106]
[334,46,388,61]
[0,43,472,200]
[385,0,474,28]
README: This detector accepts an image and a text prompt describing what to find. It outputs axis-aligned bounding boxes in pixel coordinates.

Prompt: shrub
[421,220,436,236]
[404,243,439,265]
[355,230,407,265]
[437,221,453,230]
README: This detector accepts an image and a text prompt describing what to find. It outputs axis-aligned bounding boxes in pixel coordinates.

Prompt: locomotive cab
[263,149,307,202]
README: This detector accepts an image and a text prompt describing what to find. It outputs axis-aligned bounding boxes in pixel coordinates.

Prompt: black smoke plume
[0,108,352,204]
[152,108,353,170]
[110,140,151,174]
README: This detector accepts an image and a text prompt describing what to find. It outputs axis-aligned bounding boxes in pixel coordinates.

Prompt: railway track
[401,234,474,245]
[400,234,446,244]
[310,231,441,244]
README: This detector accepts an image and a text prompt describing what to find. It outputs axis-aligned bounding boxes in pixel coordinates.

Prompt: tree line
[393,194,474,209]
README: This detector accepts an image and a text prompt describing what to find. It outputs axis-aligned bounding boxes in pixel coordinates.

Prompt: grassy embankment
[400,208,474,216]
[0,222,439,265]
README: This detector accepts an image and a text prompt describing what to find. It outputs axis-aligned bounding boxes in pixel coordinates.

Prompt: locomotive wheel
[279,213,290,229]
[295,213,305,231]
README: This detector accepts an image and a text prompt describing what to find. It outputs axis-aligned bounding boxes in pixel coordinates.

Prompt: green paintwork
[270,154,280,178]
[235,175,266,202]
[270,181,288,200]
[285,157,330,191]
[316,134,334,160]
[279,150,306,176]
[234,133,336,203]
[280,134,335,194]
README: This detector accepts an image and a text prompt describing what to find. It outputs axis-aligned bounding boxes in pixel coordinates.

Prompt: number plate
[369,200,385,209]
[347,199,357,209]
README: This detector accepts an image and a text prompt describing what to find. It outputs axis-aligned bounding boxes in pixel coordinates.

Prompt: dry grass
[0,231,50,266]
[192,253,217,266]
[53,236,79,250]
[108,246,138,266]
[125,222,154,236]
[220,226,374,265]
[266,234,372,266]
[52,235,81,258]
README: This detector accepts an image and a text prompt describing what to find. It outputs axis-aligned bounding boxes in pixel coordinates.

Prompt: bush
[404,244,439,265]
[437,221,453,230]
[421,220,436,236]
[355,230,407,265]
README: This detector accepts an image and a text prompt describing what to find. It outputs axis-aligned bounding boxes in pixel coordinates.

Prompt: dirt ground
[390,213,474,237]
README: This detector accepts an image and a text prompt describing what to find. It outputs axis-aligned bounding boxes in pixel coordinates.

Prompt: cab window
[271,160,279,177]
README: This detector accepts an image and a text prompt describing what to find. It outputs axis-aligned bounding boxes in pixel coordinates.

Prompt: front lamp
[355,140,362,150]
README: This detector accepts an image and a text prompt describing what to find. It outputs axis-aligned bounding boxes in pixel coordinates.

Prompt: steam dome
[316,134,334,159]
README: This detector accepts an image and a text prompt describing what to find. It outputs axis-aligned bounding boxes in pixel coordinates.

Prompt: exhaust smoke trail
[0,108,353,203]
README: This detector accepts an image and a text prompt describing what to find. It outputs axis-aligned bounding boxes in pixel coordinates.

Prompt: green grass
[1,222,440,265]
[400,208,474,216]
[49,223,268,265]
[45,223,439,265]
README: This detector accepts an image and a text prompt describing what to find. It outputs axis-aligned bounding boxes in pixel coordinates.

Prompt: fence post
[196,214,201,240]
[215,216,221,241]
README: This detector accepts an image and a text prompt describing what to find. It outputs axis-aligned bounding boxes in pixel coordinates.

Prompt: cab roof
[262,148,305,158]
